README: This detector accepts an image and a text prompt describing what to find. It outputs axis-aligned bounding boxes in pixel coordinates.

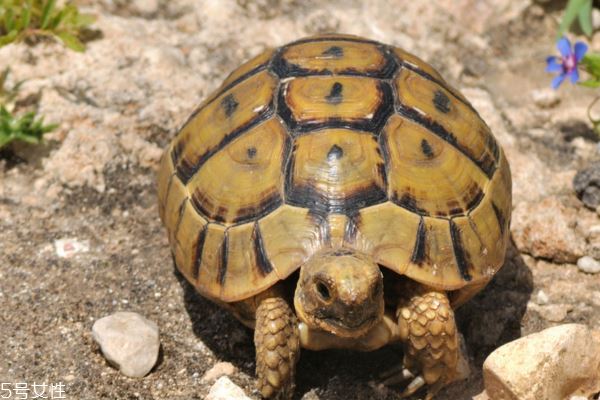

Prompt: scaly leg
[395,291,459,399]
[254,297,300,399]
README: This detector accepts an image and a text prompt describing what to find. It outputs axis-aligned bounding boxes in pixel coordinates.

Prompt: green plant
[0,105,56,148]
[0,67,25,105]
[0,0,96,52]
[557,0,593,38]
[0,67,56,149]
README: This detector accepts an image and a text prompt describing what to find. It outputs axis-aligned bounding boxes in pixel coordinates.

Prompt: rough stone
[528,302,573,322]
[200,361,237,383]
[92,312,160,378]
[205,376,252,400]
[483,324,600,400]
[531,88,560,109]
[574,162,600,209]
[511,197,586,263]
[577,256,600,274]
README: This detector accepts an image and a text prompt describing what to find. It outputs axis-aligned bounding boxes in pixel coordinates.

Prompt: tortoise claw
[379,365,415,386]
[400,375,425,398]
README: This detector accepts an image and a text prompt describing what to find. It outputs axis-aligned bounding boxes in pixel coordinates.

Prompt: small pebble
[92,311,160,378]
[201,361,236,383]
[577,256,600,274]
[205,376,251,400]
[536,290,549,305]
[531,89,560,109]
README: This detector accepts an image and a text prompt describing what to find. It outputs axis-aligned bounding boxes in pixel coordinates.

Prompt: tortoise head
[294,251,384,338]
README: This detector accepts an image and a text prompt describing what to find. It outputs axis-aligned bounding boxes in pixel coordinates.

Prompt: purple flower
[546,37,588,89]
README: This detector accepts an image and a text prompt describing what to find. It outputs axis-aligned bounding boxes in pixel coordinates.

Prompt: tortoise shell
[157,34,512,303]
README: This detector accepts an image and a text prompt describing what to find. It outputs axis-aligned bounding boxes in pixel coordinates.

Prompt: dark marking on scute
[391,52,476,114]
[394,192,429,215]
[221,94,239,117]
[327,144,344,160]
[283,142,297,202]
[396,105,494,179]
[410,217,427,265]
[217,231,229,285]
[246,146,257,159]
[233,194,283,224]
[325,82,344,104]
[444,199,463,216]
[192,225,208,279]
[253,222,274,276]
[465,184,485,211]
[191,186,284,225]
[378,133,392,183]
[376,162,387,188]
[485,128,500,162]
[286,181,387,216]
[270,41,397,79]
[332,249,354,256]
[449,219,472,281]
[278,80,394,134]
[173,199,188,246]
[176,102,274,183]
[171,140,184,165]
[433,90,451,114]
[181,64,270,129]
[322,46,344,58]
[492,202,506,235]
[421,139,434,158]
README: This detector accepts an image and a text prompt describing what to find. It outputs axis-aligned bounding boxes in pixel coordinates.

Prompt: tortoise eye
[315,280,332,302]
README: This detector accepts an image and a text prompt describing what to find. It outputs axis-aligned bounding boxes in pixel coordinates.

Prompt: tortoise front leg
[391,291,459,399]
[254,297,300,399]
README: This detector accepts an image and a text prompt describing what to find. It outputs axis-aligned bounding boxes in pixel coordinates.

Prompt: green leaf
[578,0,593,37]
[40,0,56,29]
[5,7,15,32]
[557,0,590,38]
[579,79,600,88]
[21,0,31,29]
[0,105,57,149]
[48,7,67,30]
[55,31,85,52]
[581,53,600,79]
[74,13,96,27]
[0,29,19,46]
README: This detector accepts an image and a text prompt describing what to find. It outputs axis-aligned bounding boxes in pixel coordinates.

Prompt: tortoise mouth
[319,314,378,337]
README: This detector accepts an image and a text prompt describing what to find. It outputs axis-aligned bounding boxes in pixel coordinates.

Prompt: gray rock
[205,376,251,400]
[92,311,159,378]
[577,256,600,274]
[574,162,600,209]
[483,324,600,400]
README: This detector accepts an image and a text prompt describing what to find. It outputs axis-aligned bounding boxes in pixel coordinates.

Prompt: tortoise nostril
[316,281,331,301]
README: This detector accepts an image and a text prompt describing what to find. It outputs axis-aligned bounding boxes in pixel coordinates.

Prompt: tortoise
[157,33,511,399]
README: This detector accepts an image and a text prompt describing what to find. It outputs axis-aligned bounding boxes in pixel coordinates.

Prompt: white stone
[535,290,549,305]
[577,256,600,274]
[205,376,251,400]
[483,324,600,400]
[92,312,160,378]
[593,8,600,31]
[531,88,560,109]
[200,362,236,383]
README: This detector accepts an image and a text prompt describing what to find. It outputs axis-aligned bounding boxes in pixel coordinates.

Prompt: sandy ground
[1,1,599,399]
